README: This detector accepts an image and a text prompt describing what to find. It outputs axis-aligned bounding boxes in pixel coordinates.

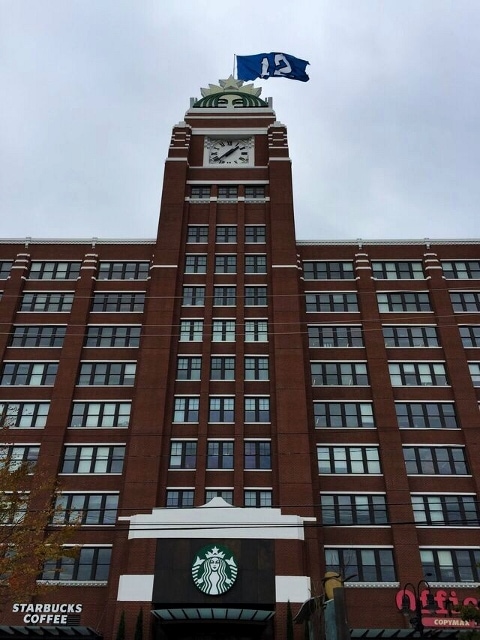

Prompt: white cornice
[191,165,269,170]
[0,238,156,245]
[298,239,480,246]
[186,109,274,117]
[186,179,269,184]
[2,238,479,247]
[123,497,314,540]
[191,127,269,135]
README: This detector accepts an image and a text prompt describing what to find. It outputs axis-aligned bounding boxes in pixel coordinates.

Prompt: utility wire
[3,515,480,533]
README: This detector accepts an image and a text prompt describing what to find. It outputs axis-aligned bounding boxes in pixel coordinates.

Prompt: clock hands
[212,144,240,162]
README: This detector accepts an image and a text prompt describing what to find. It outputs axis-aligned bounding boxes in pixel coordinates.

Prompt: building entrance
[156,621,271,640]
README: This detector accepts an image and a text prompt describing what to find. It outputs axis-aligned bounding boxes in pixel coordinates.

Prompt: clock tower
[116,77,320,639]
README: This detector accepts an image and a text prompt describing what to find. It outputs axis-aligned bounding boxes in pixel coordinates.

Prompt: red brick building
[1,77,480,640]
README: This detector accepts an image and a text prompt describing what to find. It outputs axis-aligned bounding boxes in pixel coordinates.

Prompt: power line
[3,515,480,533]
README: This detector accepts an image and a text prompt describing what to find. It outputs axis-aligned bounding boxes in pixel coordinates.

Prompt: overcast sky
[1,0,480,242]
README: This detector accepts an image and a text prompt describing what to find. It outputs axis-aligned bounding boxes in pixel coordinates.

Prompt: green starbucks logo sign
[191,544,238,595]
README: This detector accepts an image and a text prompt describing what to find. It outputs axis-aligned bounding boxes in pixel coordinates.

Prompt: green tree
[454,576,480,640]
[458,604,480,624]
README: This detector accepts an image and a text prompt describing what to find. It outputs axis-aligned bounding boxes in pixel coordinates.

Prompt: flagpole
[233,55,236,79]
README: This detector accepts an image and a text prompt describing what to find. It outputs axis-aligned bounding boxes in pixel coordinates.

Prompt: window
[20,293,74,313]
[0,446,39,470]
[0,261,13,279]
[395,403,457,429]
[212,320,235,342]
[10,326,66,347]
[77,362,136,386]
[91,293,145,312]
[173,397,199,423]
[0,402,49,429]
[421,549,480,582]
[244,320,268,342]
[29,261,81,280]
[469,363,480,386]
[388,362,448,386]
[215,255,237,273]
[70,402,131,428]
[450,292,480,312]
[205,490,233,504]
[314,403,375,428]
[185,255,207,274]
[54,494,119,525]
[216,226,237,243]
[41,547,111,582]
[97,262,149,280]
[213,286,236,306]
[209,397,235,423]
[311,362,369,386]
[176,357,202,381]
[2,496,28,525]
[442,261,480,279]
[412,495,480,526]
[244,441,271,469]
[303,262,354,280]
[169,441,197,469]
[0,493,28,525]
[403,446,468,475]
[245,286,267,306]
[244,397,270,423]
[0,362,58,386]
[85,326,141,347]
[244,186,265,200]
[207,441,234,469]
[187,226,208,243]
[460,326,480,347]
[61,446,125,474]
[383,326,439,347]
[218,186,238,200]
[182,286,205,306]
[166,490,194,508]
[377,292,432,312]
[190,186,211,199]
[372,261,424,279]
[308,326,363,348]
[245,226,266,244]
[244,490,272,507]
[210,357,235,381]
[317,446,381,474]
[180,320,203,342]
[244,357,269,381]
[245,255,267,274]
[326,548,395,582]
[306,293,359,313]
[321,494,388,525]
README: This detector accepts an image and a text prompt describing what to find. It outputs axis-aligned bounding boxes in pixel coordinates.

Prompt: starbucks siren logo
[191,544,238,595]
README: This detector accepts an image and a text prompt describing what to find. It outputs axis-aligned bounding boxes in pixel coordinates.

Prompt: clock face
[206,137,253,166]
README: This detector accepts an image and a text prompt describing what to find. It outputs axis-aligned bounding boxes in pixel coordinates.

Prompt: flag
[236,52,310,82]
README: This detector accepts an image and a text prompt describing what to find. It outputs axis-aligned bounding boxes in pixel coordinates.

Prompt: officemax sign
[395,589,480,629]
[12,603,83,624]
[395,588,478,614]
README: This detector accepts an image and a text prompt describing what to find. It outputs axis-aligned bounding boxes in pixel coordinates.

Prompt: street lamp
[400,580,437,636]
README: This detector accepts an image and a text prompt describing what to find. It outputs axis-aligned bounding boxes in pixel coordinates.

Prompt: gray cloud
[1,0,479,240]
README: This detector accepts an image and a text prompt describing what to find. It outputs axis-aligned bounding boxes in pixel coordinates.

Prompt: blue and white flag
[236,52,310,82]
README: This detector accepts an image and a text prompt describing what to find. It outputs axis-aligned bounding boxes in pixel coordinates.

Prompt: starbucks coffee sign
[191,544,238,595]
